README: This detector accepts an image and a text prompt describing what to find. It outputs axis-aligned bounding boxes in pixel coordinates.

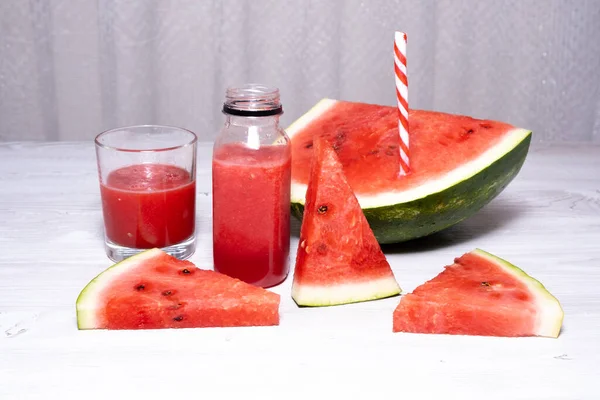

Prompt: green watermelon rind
[470,248,564,338]
[76,248,165,329]
[288,100,532,243]
[365,132,531,243]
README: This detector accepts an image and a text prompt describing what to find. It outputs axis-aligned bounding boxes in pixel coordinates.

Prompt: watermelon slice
[76,249,280,329]
[287,99,532,244]
[291,136,402,307]
[393,249,564,338]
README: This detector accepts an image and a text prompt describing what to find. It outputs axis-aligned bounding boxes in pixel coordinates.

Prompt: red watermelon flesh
[291,136,401,307]
[290,100,518,195]
[76,249,280,329]
[393,249,564,338]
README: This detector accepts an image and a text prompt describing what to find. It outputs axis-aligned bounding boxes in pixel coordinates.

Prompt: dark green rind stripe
[291,133,532,244]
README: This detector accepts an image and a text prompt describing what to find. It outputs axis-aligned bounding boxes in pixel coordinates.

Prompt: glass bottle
[212,84,291,288]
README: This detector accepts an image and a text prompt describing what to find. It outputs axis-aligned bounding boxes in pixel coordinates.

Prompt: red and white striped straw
[394,31,410,175]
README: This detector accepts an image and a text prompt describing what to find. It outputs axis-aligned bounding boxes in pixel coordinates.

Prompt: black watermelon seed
[305,142,313,149]
[173,315,184,322]
[466,129,474,135]
[318,205,328,214]
[317,243,327,255]
[135,284,145,291]
[481,281,490,287]
[162,290,173,296]
[182,269,191,274]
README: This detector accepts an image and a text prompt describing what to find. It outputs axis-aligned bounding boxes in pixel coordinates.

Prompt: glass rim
[94,124,198,153]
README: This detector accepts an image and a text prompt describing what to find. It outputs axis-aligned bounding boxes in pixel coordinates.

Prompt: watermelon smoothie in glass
[212,84,291,288]
[95,125,198,262]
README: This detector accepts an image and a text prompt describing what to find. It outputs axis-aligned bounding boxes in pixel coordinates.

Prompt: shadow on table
[290,197,523,253]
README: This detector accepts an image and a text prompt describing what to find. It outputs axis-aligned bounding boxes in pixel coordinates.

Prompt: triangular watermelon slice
[393,249,564,338]
[76,249,280,329]
[291,136,402,307]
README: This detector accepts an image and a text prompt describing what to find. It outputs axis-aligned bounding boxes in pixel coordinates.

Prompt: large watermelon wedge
[393,249,564,338]
[287,99,532,244]
[76,249,280,329]
[291,136,401,307]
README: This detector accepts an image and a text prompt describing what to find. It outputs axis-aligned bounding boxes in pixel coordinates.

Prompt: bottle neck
[216,84,287,149]
[224,114,280,128]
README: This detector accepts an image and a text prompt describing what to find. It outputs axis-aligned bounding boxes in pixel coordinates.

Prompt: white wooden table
[1,141,599,399]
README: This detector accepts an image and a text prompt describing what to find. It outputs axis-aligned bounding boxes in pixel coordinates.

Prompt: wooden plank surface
[0,141,599,399]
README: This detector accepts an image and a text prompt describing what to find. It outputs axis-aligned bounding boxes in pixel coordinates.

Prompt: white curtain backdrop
[0,0,598,142]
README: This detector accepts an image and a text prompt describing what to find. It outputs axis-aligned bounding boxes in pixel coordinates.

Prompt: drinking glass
[95,125,197,262]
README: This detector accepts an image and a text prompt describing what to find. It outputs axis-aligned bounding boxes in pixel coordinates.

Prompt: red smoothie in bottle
[212,143,291,288]
[100,163,196,249]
